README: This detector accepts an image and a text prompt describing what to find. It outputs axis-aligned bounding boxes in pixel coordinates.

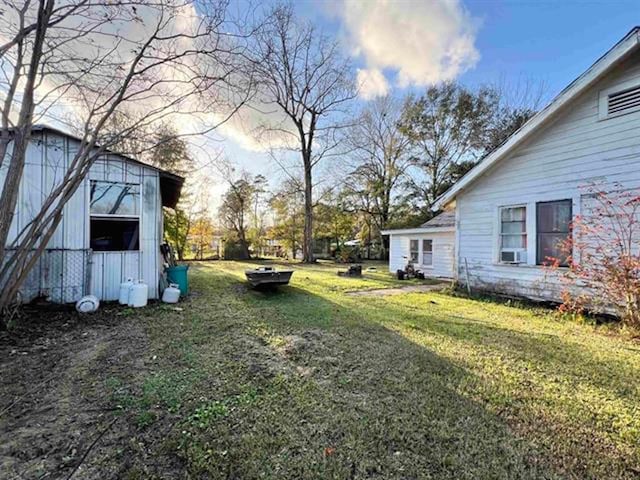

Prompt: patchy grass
[118,260,640,479]
[3,260,639,479]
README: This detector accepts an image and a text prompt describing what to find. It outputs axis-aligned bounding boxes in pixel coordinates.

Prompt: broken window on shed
[90,181,140,251]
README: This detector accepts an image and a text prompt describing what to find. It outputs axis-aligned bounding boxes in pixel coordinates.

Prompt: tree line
[213,80,540,261]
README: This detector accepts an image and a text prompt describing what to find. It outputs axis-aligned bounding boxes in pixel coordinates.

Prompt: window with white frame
[90,180,140,251]
[409,239,419,263]
[500,206,527,263]
[422,239,433,266]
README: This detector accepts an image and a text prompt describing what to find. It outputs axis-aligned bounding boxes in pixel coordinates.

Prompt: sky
[211,0,640,206]
[9,0,639,210]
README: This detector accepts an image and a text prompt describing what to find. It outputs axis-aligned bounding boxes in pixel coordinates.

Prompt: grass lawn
[2,260,639,479]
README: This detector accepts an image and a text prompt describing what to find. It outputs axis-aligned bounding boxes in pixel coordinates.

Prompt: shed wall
[2,130,162,303]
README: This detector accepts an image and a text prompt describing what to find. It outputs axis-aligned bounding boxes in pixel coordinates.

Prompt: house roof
[434,27,640,209]
[28,124,185,209]
[381,211,455,235]
[419,210,455,228]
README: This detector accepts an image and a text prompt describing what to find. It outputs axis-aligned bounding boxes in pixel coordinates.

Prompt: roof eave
[381,226,455,235]
[433,28,640,209]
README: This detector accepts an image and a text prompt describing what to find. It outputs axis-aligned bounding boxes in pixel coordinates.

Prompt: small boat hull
[245,267,294,288]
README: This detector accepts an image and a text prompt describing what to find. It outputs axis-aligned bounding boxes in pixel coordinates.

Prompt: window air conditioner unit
[501,249,526,264]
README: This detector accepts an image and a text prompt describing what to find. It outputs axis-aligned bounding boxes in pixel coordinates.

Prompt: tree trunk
[302,157,314,263]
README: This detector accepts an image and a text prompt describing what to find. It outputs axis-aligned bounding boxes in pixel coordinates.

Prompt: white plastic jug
[119,278,134,305]
[162,283,180,304]
[128,280,148,308]
[76,295,100,313]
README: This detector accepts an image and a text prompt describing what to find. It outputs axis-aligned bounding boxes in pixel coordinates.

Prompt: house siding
[2,130,163,303]
[389,231,455,278]
[456,49,640,300]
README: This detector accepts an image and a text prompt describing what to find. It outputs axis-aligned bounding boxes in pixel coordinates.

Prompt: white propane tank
[162,283,181,304]
[128,280,148,308]
[119,278,134,305]
[76,295,100,313]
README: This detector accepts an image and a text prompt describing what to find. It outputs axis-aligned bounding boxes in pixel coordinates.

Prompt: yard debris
[337,265,362,277]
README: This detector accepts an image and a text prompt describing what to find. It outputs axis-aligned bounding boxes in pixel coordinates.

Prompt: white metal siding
[3,131,163,303]
[456,49,640,300]
[88,157,161,301]
[388,231,455,278]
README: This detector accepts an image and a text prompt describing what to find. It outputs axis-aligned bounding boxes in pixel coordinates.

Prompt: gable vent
[608,84,640,115]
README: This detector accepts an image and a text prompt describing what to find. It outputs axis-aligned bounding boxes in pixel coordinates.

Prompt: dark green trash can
[166,265,189,296]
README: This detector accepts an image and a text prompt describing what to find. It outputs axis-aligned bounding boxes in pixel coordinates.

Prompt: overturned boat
[245,266,294,288]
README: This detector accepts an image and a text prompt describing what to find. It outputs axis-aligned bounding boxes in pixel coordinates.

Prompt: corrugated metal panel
[90,251,141,301]
[141,167,160,299]
[44,131,68,249]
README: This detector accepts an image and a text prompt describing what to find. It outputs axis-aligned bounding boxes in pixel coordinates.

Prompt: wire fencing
[3,248,92,303]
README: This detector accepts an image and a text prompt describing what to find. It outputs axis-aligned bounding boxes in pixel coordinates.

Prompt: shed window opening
[500,206,527,263]
[422,239,433,266]
[536,199,572,266]
[409,239,419,263]
[90,180,140,216]
[90,180,140,251]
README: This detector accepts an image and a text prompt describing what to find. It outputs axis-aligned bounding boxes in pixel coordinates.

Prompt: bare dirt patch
[0,306,151,480]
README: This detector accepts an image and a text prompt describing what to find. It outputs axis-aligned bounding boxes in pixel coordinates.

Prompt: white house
[381,211,455,278]
[433,27,640,301]
[2,125,183,303]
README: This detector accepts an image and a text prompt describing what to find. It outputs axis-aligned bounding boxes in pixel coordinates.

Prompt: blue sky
[459,0,640,95]
[209,0,640,204]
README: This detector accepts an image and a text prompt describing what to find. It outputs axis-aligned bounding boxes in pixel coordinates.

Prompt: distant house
[2,125,183,303]
[381,211,455,278]
[432,27,640,301]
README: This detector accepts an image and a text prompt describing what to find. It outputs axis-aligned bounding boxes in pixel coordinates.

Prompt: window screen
[90,181,140,216]
[536,199,572,266]
[409,239,419,263]
[422,239,433,266]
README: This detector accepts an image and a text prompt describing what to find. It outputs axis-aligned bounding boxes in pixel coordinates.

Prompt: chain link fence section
[4,248,92,304]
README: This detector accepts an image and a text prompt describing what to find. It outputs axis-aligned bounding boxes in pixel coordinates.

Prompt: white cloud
[340,0,480,88]
[356,68,390,100]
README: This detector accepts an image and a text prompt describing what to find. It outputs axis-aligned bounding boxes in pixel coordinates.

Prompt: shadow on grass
[178,266,564,479]
[207,265,639,480]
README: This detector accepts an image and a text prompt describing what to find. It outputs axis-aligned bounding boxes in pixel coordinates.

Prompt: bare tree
[345,96,411,258]
[219,172,264,260]
[0,0,255,319]
[484,75,546,155]
[251,3,355,263]
[269,178,304,260]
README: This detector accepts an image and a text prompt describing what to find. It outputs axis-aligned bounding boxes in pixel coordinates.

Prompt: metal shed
[3,125,183,303]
